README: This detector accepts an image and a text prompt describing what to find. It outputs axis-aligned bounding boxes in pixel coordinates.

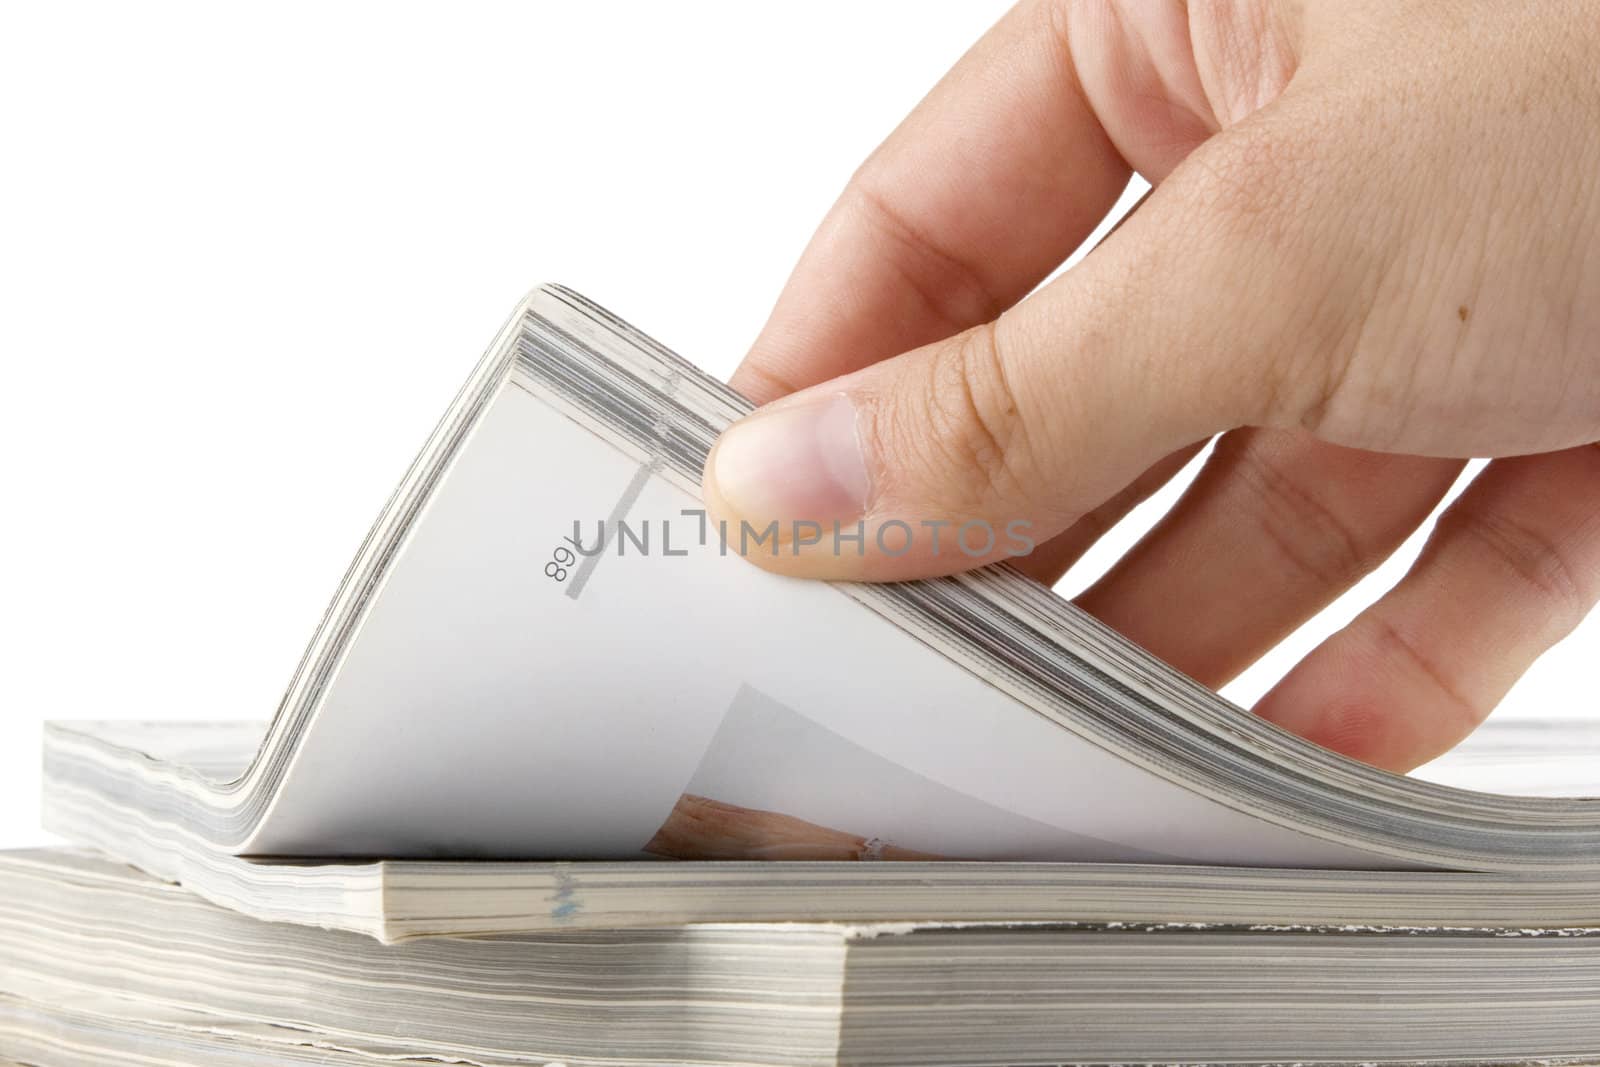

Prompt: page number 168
[545,540,579,582]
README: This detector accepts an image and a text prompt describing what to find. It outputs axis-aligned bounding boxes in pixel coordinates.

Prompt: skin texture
[701,0,1600,773]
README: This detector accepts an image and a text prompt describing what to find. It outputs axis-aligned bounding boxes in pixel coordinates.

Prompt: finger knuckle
[1222,433,1376,588]
[908,322,1041,516]
[1366,615,1490,742]
[845,178,1007,333]
[1433,501,1590,636]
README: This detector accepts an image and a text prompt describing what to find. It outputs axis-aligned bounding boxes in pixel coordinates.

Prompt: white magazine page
[244,382,1396,867]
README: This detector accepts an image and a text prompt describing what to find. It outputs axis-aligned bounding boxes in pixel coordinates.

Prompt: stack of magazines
[7,286,1600,1066]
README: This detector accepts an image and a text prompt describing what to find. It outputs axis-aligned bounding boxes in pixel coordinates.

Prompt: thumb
[702,136,1324,581]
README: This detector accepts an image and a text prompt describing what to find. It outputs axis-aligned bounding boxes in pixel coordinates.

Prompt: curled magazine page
[238,312,1385,867]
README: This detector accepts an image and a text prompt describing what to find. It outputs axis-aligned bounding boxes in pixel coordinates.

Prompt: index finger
[732,0,1134,404]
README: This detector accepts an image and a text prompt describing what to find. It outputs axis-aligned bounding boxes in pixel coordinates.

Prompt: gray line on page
[565,459,659,600]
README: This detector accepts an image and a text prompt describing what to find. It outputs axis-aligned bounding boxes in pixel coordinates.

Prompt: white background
[1,2,1593,849]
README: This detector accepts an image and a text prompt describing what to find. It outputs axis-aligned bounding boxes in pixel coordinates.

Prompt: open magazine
[42,286,1600,886]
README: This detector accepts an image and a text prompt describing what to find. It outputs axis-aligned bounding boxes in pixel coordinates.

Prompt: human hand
[700,0,1600,773]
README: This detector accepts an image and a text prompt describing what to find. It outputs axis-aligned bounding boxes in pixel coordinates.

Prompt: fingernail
[710,393,870,528]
